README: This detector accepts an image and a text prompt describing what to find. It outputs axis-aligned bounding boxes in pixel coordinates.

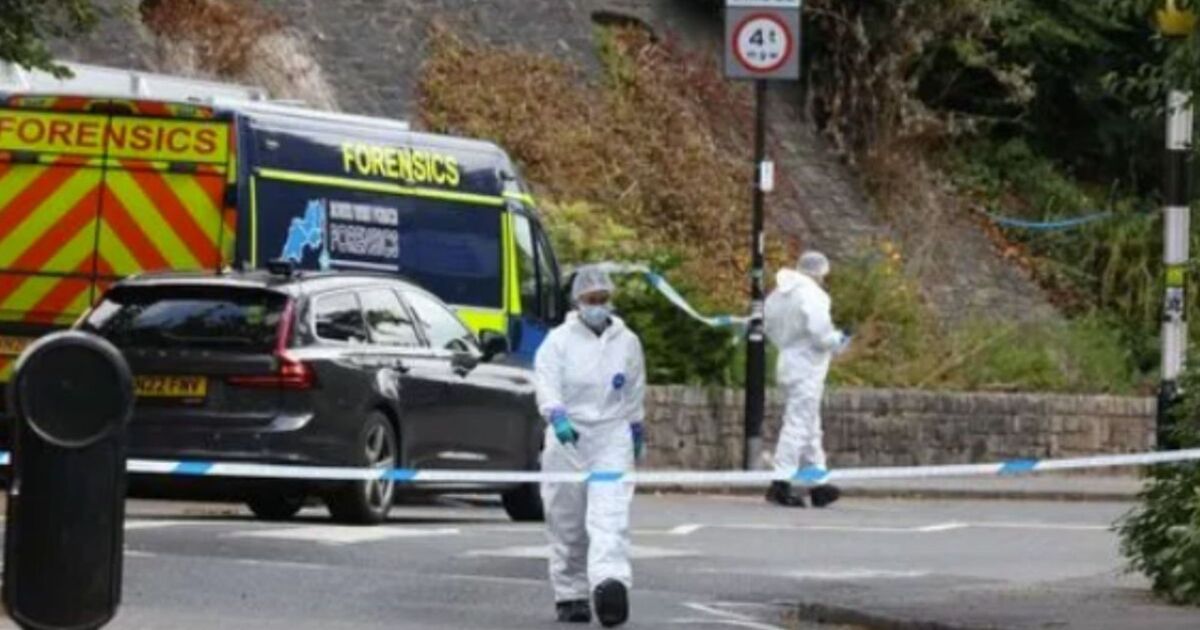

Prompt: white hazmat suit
[764,260,846,476]
[534,311,645,604]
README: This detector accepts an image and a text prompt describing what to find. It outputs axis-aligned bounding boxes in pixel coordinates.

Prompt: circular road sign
[732,12,794,74]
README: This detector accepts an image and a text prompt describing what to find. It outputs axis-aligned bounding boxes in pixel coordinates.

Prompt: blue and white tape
[595,262,748,329]
[985,211,1115,232]
[3,448,1199,486]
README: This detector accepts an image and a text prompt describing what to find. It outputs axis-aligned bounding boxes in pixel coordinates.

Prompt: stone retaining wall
[643,387,1156,471]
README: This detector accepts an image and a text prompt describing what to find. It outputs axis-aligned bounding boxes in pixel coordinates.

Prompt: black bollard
[4,331,133,630]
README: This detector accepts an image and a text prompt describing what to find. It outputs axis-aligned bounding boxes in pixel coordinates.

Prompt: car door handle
[390,360,410,374]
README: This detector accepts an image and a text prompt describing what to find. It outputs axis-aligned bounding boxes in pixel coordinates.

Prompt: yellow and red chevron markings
[0,156,233,320]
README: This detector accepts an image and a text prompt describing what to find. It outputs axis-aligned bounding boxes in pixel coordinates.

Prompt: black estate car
[76,269,545,524]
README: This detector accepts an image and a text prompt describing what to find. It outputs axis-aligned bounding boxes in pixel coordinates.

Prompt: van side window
[533,222,561,322]
[360,289,421,347]
[313,292,369,344]
[513,214,539,317]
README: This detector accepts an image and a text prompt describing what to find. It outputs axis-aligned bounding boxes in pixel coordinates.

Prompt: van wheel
[502,483,544,522]
[327,412,397,525]
[247,491,306,521]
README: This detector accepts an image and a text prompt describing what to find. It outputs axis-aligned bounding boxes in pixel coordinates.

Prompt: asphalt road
[0,493,1196,629]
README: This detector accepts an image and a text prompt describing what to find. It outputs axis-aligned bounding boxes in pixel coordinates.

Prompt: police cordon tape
[2,448,1199,486]
[594,262,749,329]
[985,210,1116,231]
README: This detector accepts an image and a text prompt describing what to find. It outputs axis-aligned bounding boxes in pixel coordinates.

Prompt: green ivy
[1119,356,1200,605]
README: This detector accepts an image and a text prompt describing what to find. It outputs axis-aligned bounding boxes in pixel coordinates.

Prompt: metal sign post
[725,0,802,469]
[1155,2,1196,451]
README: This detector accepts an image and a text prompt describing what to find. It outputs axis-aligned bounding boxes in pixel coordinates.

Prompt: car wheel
[502,437,545,522]
[247,491,306,521]
[501,483,544,522]
[327,411,397,525]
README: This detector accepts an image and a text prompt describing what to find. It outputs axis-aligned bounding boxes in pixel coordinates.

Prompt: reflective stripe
[0,167,100,271]
[104,170,201,269]
[1,228,96,315]
[456,308,508,335]
[250,175,260,266]
[256,168,507,208]
[504,213,521,315]
[503,192,537,206]
[0,161,95,258]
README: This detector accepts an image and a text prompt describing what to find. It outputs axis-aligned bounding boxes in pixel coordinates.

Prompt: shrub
[1119,359,1200,606]
[419,22,791,311]
[826,242,1140,393]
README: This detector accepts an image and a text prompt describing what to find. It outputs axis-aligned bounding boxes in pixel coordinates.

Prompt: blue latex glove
[631,422,645,461]
[549,408,579,446]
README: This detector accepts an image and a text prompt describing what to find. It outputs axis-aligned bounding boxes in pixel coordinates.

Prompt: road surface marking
[670,602,789,630]
[786,568,931,580]
[463,544,698,559]
[670,524,704,536]
[479,525,543,534]
[438,573,545,586]
[713,521,966,534]
[125,519,253,530]
[917,522,970,532]
[698,567,931,581]
[968,521,1109,532]
[229,525,460,545]
[125,520,182,530]
[234,558,324,570]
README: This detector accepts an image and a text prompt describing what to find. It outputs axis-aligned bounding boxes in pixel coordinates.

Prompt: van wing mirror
[479,330,509,362]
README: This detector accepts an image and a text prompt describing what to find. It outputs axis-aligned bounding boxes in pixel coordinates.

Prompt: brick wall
[643,387,1156,471]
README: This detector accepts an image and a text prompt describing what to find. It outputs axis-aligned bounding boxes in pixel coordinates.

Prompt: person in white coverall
[534,265,645,627]
[764,251,850,508]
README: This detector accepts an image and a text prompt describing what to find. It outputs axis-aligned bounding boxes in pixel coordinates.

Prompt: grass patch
[826,242,1141,394]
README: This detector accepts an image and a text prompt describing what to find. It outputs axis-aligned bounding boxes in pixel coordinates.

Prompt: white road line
[463,544,699,559]
[125,519,248,530]
[917,522,970,533]
[968,521,1109,532]
[228,525,460,545]
[671,602,789,630]
[125,521,181,530]
[234,558,324,571]
[437,573,545,586]
[693,520,1097,534]
[786,568,931,580]
[712,522,965,534]
[670,524,704,536]
[478,525,543,534]
[696,567,931,581]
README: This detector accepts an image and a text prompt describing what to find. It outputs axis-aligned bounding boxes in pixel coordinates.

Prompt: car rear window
[81,285,288,352]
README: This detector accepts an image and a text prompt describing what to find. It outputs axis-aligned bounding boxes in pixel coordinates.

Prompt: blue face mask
[580,304,612,330]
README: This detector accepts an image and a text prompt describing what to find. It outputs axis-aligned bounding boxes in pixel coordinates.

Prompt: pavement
[0,485,1196,630]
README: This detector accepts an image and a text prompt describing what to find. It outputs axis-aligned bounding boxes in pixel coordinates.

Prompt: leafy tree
[0,0,99,78]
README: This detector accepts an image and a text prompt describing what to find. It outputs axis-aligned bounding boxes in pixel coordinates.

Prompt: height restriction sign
[725,0,801,80]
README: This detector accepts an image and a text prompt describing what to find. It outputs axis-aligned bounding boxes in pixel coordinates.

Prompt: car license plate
[0,335,34,357]
[134,375,208,400]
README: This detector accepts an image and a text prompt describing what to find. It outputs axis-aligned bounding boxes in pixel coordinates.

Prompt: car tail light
[227,299,316,390]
